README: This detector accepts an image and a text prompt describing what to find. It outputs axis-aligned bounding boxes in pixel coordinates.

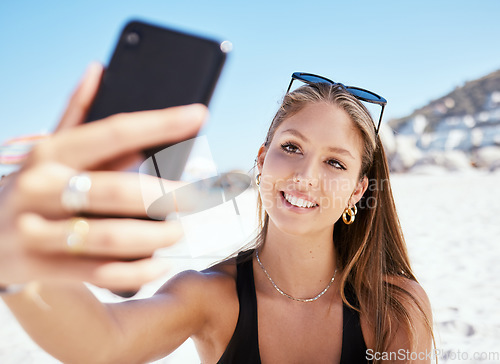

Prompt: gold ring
[61,173,92,213]
[66,218,90,253]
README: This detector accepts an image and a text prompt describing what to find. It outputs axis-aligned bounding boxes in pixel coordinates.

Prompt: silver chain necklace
[255,250,338,303]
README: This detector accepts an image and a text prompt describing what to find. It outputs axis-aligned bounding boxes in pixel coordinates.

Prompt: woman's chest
[257,295,344,364]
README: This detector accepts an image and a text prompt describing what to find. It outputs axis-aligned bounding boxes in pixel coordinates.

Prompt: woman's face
[258,102,368,237]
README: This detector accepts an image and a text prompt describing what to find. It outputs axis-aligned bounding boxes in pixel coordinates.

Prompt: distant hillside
[389,69,500,133]
[381,68,500,173]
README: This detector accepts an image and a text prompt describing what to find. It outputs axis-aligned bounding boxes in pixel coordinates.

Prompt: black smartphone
[84,19,228,179]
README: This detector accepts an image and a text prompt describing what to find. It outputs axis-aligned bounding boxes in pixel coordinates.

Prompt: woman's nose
[292,159,320,189]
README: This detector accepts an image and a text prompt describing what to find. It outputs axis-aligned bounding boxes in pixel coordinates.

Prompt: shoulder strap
[217,249,261,363]
[340,285,371,364]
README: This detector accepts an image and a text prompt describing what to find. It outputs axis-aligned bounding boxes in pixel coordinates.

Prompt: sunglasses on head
[286,72,387,134]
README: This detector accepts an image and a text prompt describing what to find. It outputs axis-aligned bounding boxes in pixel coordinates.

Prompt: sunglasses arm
[376,104,386,134]
[286,78,295,94]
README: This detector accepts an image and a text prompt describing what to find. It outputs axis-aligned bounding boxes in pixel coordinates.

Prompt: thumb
[55,62,103,132]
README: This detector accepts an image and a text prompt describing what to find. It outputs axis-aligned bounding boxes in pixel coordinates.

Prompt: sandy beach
[1,170,499,363]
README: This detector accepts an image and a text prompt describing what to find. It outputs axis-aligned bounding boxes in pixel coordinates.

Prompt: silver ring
[66,218,90,253]
[61,173,92,213]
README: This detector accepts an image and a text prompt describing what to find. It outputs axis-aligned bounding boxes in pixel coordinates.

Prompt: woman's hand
[0,63,208,292]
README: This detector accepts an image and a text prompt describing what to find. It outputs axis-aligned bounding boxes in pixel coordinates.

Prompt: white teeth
[284,193,316,208]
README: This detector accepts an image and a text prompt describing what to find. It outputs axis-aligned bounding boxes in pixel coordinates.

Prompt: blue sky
[1,0,500,175]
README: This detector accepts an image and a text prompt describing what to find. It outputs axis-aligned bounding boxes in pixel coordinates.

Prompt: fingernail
[82,62,103,85]
[85,61,102,76]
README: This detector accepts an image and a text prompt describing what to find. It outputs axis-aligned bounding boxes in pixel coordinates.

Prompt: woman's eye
[281,143,300,154]
[327,159,346,170]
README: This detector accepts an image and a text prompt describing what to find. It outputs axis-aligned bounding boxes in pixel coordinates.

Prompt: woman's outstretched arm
[3,270,213,363]
[0,63,209,362]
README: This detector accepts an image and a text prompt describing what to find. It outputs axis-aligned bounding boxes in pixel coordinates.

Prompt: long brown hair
[252,83,434,359]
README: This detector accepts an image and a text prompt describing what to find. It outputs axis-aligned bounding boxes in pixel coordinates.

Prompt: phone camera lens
[125,32,140,46]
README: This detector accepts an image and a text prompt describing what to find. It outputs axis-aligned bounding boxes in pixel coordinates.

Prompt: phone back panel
[86,21,225,120]
[84,20,227,161]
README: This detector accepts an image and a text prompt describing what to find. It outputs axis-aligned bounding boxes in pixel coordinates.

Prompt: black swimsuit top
[217,250,370,363]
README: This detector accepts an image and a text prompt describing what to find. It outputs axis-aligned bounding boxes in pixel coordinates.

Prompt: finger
[36,104,207,170]
[24,257,170,291]
[54,62,103,132]
[87,172,190,217]
[84,258,170,290]
[95,152,143,172]
[14,167,189,219]
[18,213,183,258]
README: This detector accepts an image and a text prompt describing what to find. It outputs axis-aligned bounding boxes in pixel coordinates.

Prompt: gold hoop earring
[342,205,357,225]
[255,173,261,187]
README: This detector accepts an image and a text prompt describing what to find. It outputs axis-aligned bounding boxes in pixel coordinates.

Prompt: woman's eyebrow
[327,146,355,160]
[281,128,355,160]
[281,128,309,142]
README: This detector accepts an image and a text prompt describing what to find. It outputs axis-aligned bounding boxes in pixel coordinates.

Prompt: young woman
[0,64,433,363]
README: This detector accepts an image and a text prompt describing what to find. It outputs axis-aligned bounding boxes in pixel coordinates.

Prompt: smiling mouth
[281,192,319,208]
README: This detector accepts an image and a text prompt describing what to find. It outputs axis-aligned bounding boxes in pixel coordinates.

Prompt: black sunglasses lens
[346,87,385,103]
[291,73,387,107]
[289,72,386,133]
[296,74,333,85]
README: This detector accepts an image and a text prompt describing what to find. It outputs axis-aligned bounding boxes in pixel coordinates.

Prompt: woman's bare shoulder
[102,258,240,362]
[155,256,238,300]
[383,275,433,356]
[385,275,431,312]
[152,256,240,353]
